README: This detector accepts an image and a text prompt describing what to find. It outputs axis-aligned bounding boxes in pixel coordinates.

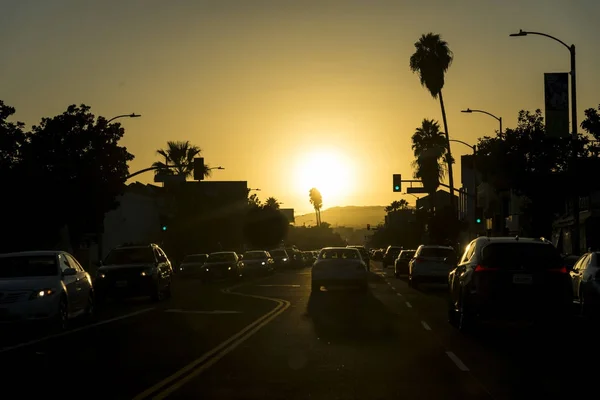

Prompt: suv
[408,245,456,287]
[95,244,173,303]
[448,237,572,331]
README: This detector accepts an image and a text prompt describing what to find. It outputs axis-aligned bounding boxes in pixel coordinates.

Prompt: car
[569,251,600,316]
[95,244,173,303]
[347,245,371,271]
[394,249,416,278]
[179,254,209,277]
[408,245,457,287]
[0,250,94,331]
[382,246,402,268]
[311,247,368,292]
[201,252,244,280]
[448,236,572,331]
[242,250,274,276]
[269,248,291,270]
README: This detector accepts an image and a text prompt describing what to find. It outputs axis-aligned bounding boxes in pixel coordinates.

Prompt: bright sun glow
[295,150,353,208]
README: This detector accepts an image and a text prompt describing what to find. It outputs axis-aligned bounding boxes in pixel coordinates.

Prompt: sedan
[311,247,368,292]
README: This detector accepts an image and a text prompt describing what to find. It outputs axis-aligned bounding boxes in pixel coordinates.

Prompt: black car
[201,252,243,280]
[448,237,572,331]
[394,250,416,277]
[242,250,275,276]
[382,246,402,269]
[95,244,173,303]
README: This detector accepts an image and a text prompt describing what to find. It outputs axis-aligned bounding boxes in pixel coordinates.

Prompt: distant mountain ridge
[295,206,386,228]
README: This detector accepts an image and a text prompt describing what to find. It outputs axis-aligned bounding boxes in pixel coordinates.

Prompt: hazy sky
[2,0,599,215]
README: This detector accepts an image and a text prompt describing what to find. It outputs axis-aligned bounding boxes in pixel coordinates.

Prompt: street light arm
[106,113,141,124]
[464,109,501,122]
[448,139,475,151]
[512,30,572,52]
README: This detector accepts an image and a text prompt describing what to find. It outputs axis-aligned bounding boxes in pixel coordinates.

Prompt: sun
[295,150,353,207]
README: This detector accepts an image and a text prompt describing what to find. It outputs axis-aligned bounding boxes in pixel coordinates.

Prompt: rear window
[481,243,562,270]
[401,251,416,259]
[420,248,455,258]
[320,249,361,260]
[387,247,402,255]
[0,255,58,278]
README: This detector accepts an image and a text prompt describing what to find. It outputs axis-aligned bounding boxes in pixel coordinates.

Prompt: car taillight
[474,265,499,272]
[548,266,568,273]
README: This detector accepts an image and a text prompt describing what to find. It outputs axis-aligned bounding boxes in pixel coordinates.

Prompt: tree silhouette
[309,188,323,227]
[411,119,449,211]
[384,199,409,213]
[243,205,289,249]
[410,33,456,209]
[152,140,210,179]
[1,103,134,251]
[264,197,281,210]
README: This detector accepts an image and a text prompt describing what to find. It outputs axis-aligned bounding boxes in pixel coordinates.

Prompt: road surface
[1,262,596,399]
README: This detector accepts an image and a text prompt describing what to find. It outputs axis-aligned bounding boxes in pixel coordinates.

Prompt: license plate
[513,274,533,284]
[115,280,128,288]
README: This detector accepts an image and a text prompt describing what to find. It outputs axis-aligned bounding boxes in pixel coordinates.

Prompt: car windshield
[183,255,208,263]
[244,252,267,260]
[104,248,155,265]
[207,253,236,262]
[0,255,58,278]
[420,247,455,258]
[270,250,287,258]
[481,243,563,270]
[320,249,361,260]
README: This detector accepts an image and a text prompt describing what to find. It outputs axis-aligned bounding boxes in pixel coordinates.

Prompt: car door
[58,253,81,312]
[66,254,91,309]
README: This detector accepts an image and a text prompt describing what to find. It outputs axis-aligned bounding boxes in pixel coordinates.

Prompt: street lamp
[510,29,579,254]
[106,113,141,124]
[461,109,502,134]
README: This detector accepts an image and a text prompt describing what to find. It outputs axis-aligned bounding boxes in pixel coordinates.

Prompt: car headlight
[97,273,107,279]
[141,267,157,277]
[283,258,288,262]
[228,266,232,270]
[30,289,56,300]
[261,261,266,265]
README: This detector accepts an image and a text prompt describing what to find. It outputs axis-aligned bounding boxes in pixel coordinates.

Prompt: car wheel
[54,297,68,332]
[85,292,95,319]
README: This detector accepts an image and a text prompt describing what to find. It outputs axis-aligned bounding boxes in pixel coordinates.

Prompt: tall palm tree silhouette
[410,33,455,209]
[411,119,450,212]
[152,140,210,179]
[264,197,281,210]
[309,188,323,227]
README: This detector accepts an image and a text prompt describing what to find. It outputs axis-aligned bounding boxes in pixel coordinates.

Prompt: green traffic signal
[161,225,167,231]
[394,185,400,191]
[476,218,481,224]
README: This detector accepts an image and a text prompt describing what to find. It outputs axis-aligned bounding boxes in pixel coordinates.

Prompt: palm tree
[309,188,323,227]
[264,197,281,210]
[152,140,210,179]
[410,32,455,209]
[411,119,450,212]
[385,199,410,213]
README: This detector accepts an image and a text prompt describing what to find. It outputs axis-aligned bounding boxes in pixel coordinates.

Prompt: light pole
[461,108,502,134]
[449,139,479,235]
[510,29,579,254]
[98,113,141,262]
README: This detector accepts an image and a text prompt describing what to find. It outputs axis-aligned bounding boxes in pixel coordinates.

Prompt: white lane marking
[405,301,413,308]
[165,309,241,314]
[446,351,470,371]
[0,307,155,354]
[396,293,403,297]
[421,321,432,331]
[257,284,300,287]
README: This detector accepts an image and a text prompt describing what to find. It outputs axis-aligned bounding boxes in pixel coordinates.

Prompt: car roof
[0,250,62,258]
[245,250,266,253]
[420,245,454,250]
[210,251,236,255]
[322,247,359,251]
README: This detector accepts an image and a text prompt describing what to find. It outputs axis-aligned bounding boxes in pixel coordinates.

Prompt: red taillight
[474,265,499,272]
[548,266,568,273]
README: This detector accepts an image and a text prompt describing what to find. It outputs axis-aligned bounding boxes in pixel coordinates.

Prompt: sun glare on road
[295,150,353,206]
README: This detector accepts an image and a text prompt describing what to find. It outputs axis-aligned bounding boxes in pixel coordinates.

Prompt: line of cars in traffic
[375,236,600,332]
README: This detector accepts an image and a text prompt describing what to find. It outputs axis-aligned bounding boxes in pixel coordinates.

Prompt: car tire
[53,296,68,332]
[85,292,95,319]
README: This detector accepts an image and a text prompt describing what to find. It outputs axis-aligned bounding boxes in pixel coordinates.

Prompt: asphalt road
[1,262,598,399]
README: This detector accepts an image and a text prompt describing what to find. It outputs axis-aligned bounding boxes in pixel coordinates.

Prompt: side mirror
[62,267,77,276]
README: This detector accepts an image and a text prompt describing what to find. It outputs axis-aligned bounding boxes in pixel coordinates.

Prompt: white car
[311,247,368,292]
[0,250,94,331]
[408,245,457,288]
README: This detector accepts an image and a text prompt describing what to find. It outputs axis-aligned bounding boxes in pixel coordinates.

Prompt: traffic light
[393,174,402,192]
[161,225,168,232]
[159,215,169,232]
[475,206,483,224]
[193,157,205,181]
